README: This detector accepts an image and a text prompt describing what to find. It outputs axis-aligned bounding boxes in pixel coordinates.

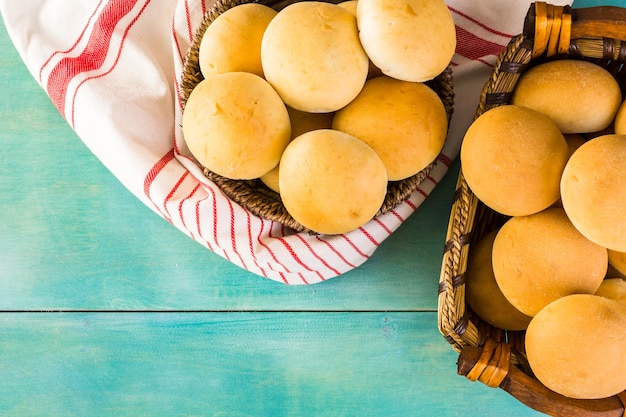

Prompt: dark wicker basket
[438,2,626,416]
[180,0,454,233]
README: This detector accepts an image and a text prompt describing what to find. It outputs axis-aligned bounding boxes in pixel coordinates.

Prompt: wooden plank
[0,18,457,311]
[0,312,544,416]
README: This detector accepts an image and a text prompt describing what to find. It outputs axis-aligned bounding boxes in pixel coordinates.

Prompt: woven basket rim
[180,0,455,234]
[438,2,626,416]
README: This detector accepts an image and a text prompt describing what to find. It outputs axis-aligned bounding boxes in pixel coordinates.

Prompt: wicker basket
[438,2,626,416]
[180,0,454,233]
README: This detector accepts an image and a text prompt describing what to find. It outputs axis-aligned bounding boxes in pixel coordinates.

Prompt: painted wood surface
[0,1,611,415]
[0,312,544,417]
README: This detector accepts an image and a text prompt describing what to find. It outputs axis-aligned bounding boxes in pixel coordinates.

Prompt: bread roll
[525,294,626,399]
[261,2,369,112]
[260,107,334,193]
[337,0,383,79]
[595,278,626,305]
[511,60,622,133]
[615,99,626,134]
[465,230,533,330]
[460,105,569,216]
[182,72,291,180]
[259,167,280,194]
[608,249,626,278]
[279,129,387,234]
[560,134,626,251]
[492,207,607,317]
[199,4,277,78]
[333,75,448,181]
[356,0,455,82]
[338,0,358,14]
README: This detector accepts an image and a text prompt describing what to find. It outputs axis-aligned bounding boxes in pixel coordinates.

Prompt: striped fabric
[0,0,571,284]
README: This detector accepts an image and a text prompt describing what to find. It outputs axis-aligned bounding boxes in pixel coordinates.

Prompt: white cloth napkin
[0,0,571,284]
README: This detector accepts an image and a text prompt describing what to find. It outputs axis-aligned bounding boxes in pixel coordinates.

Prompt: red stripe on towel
[45,0,142,117]
[39,0,106,83]
[163,171,189,221]
[314,236,357,269]
[454,25,507,61]
[244,210,268,278]
[449,6,514,38]
[295,234,338,277]
[144,148,176,220]
[257,220,292,277]
[69,1,150,127]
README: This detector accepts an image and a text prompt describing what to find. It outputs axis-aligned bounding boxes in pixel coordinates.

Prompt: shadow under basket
[438,2,626,417]
[180,0,455,233]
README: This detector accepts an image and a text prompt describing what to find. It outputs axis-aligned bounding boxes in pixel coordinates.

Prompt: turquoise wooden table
[0,1,612,415]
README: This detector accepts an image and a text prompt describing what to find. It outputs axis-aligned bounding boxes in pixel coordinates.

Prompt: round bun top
[357,0,456,82]
[182,72,291,180]
[261,1,369,113]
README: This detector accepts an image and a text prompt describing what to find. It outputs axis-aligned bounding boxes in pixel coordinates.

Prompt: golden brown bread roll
[199,4,277,78]
[595,278,626,305]
[356,0,456,82]
[460,105,570,216]
[332,75,448,181]
[511,60,622,133]
[560,134,626,252]
[465,230,533,330]
[260,107,334,194]
[279,129,387,234]
[182,72,291,180]
[261,2,369,112]
[608,249,626,278]
[338,0,358,14]
[337,0,383,79]
[525,294,626,399]
[492,207,607,317]
[259,168,280,194]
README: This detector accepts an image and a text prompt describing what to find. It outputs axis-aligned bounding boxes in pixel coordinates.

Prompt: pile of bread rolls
[182,0,455,234]
[461,59,626,400]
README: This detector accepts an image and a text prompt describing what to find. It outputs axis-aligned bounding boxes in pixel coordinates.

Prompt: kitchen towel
[0,0,571,284]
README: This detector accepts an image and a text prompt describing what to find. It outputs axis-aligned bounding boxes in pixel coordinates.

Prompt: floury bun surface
[595,278,626,305]
[278,129,387,235]
[464,230,532,331]
[525,294,626,399]
[198,3,277,78]
[460,105,570,217]
[560,134,626,252]
[261,2,369,113]
[492,207,607,317]
[333,75,448,181]
[356,0,456,82]
[511,60,622,134]
[182,72,291,180]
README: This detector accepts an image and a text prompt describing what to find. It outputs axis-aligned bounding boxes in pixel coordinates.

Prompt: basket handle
[523,2,626,58]
[457,340,626,417]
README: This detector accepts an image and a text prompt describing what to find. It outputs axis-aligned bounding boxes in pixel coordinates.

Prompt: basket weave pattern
[180,0,455,233]
[438,2,626,416]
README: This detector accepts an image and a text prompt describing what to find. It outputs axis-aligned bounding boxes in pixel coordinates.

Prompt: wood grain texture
[0,312,545,417]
